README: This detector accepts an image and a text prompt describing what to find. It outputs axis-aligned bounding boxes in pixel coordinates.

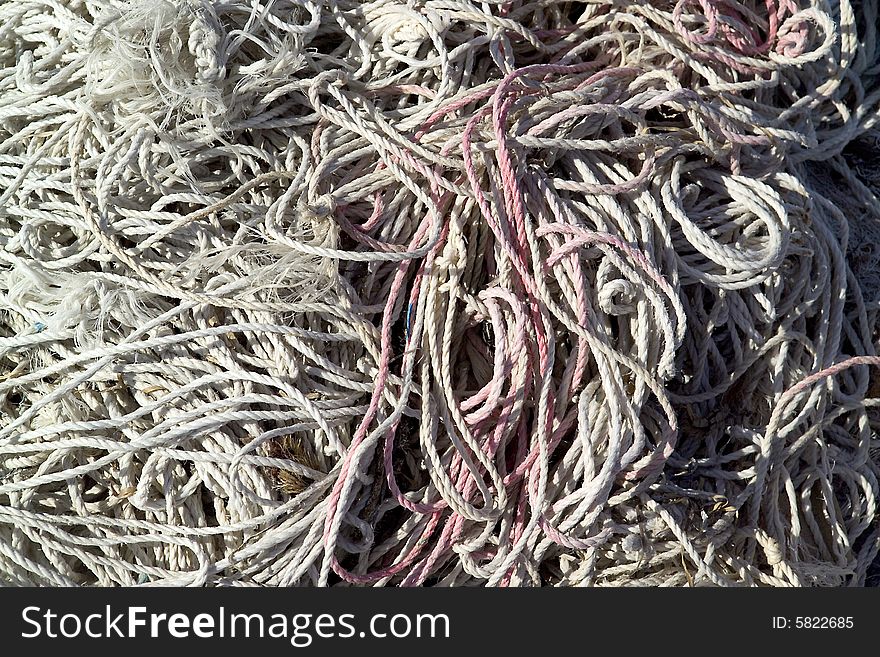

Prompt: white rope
[0,0,879,587]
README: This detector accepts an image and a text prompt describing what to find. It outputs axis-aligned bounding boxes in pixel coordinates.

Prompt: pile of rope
[0,0,879,586]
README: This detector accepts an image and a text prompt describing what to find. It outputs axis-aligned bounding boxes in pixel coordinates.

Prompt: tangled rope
[1,0,879,586]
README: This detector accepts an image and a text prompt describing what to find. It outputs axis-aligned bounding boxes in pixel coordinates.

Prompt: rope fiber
[1,0,880,586]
